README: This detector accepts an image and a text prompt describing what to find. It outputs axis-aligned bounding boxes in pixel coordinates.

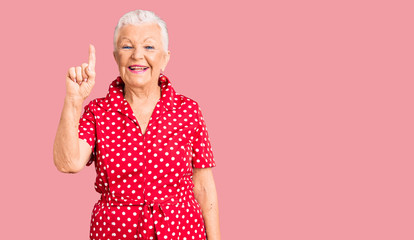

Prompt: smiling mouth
[128,66,149,71]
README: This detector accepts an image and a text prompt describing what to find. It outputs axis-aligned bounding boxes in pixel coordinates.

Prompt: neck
[123,81,161,106]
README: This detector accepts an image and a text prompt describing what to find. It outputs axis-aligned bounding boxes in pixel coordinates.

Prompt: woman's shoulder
[82,97,106,111]
[175,93,201,111]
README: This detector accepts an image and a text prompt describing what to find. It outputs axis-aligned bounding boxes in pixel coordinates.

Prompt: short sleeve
[191,104,216,168]
[78,103,96,166]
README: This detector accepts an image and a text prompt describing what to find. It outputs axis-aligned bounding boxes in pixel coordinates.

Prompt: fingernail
[87,67,90,71]
[83,78,87,82]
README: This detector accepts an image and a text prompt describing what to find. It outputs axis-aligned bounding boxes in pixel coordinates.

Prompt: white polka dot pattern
[77,73,216,240]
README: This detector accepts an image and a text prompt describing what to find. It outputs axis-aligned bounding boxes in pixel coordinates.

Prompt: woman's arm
[193,167,221,240]
[53,44,96,173]
[53,96,92,173]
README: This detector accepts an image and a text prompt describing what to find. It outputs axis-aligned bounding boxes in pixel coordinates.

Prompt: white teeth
[130,67,147,70]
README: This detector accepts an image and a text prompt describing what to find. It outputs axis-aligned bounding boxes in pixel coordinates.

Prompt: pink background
[1,0,413,239]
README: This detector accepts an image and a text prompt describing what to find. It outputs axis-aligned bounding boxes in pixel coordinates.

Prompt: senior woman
[53,10,220,240]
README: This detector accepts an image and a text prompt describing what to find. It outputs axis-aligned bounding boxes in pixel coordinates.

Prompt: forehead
[118,23,162,42]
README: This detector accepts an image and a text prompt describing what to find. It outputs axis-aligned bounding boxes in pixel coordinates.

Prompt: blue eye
[145,46,154,50]
[122,46,132,49]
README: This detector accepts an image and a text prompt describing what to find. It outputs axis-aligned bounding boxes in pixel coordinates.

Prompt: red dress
[78,73,216,240]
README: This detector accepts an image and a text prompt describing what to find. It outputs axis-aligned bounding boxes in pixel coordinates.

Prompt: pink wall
[1,0,414,239]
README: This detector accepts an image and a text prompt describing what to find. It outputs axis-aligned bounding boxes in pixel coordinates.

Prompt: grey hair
[113,10,169,53]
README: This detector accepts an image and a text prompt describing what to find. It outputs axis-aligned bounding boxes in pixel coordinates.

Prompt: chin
[124,74,152,86]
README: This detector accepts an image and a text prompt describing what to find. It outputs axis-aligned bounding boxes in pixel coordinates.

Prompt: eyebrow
[143,37,157,43]
[119,37,156,42]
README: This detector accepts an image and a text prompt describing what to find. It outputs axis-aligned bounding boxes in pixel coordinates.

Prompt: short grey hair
[113,10,169,53]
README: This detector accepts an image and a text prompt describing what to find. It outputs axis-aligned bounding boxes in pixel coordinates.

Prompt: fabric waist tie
[99,192,186,240]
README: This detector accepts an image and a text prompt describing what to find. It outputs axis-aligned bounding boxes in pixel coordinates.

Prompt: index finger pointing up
[88,44,96,71]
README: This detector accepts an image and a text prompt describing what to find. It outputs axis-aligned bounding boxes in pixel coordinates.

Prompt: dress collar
[99,73,179,117]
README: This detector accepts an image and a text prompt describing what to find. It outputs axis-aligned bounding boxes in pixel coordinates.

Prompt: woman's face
[113,23,170,88]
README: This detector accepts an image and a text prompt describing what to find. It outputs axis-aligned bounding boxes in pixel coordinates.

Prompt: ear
[162,50,171,71]
[113,51,118,64]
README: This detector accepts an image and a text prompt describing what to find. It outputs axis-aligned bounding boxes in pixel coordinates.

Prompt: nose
[131,47,144,59]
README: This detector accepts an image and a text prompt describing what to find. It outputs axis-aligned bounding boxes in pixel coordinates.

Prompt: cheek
[147,56,163,69]
[120,57,129,67]
[116,54,129,67]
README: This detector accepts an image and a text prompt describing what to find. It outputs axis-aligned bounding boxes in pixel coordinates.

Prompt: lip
[128,65,149,74]
[129,65,148,68]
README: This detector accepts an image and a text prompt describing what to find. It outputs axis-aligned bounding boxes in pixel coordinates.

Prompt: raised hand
[66,44,96,101]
